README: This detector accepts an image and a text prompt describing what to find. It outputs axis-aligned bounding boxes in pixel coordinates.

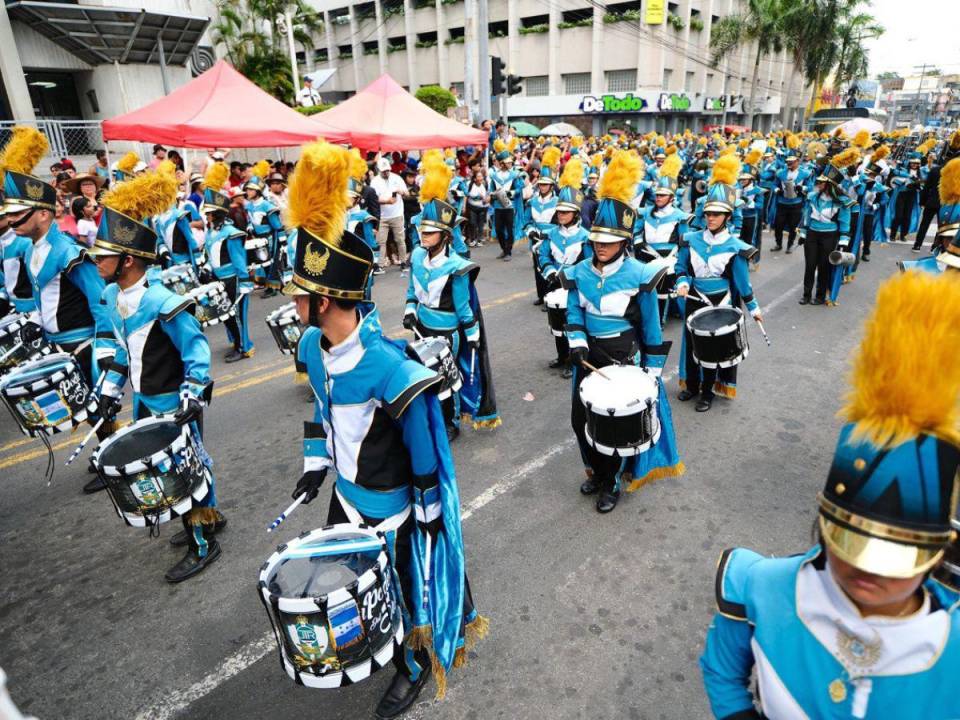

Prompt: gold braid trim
[712,382,737,399]
[625,462,685,493]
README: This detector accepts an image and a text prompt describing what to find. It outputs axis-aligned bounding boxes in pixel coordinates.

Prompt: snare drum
[544,288,568,337]
[0,313,52,370]
[407,336,461,400]
[686,306,749,369]
[246,236,271,270]
[265,302,304,355]
[160,263,200,295]
[188,282,235,328]
[579,364,660,456]
[258,523,404,689]
[92,416,211,527]
[0,352,96,436]
[652,253,677,301]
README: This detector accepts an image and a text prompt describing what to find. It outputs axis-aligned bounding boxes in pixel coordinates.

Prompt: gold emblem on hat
[575,192,583,204]
[113,222,138,245]
[304,241,330,275]
[440,207,454,225]
[828,679,846,703]
[622,209,634,228]
[25,180,45,201]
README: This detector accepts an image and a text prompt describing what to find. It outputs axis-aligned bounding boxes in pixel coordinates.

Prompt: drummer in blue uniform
[797,158,851,307]
[243,163,284,297]
[152,160,211,279]
[526,146,561,306]
[901,156,960,275]
[563,150,683,514]
[87,170,225,583]
[675,154,763,412]
[281,140,487,718]
[701,270,960,720]
[0,204,36,316]
[737,150,765,269]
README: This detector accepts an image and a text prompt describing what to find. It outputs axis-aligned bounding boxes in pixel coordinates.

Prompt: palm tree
[830,9,883,106]
[710,0,786,131]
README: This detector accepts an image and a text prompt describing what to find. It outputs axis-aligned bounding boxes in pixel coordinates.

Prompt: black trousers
[493,208,514,255]
[915,206,938,247]
[860,214,874,258]
[803,229,838,300]
[774,203,803,247]
[740,215,759,257]
[554,335,569,363]
[466,205,486,243]
[891,193,916,240]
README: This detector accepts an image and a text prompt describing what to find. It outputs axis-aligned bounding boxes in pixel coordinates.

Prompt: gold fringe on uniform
[406,612,490,699]
[713,382,737,399]
[186,507,221,527]
[294,370,309,385]
[625,461,686,493]
[471,417,502,431]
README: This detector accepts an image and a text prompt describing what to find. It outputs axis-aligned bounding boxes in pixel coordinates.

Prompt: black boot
[533,297,544,306]
[446,425,460,443]
[561,363,572,379]
[580,472,601,495]
[375,665,432,720]
[82,474,107,494]
[677,389,696,401]
[165,515,222,583]
[596,479,620,513]
[169,509,228,547]
[548,357,564,369]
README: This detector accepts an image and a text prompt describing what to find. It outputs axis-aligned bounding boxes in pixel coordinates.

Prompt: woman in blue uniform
[701,270,960,720]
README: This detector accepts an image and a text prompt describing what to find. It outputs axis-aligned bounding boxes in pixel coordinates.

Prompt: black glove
[197,265,214,284]
[402,313,415,331]
[293,468,327,504]
[546,273,562,292]
[20,321,43,346]
[157,246,172,269]
[569,346,588,367]
[98,394,122,423]
[466,337,480,351]
[173,396,203,426]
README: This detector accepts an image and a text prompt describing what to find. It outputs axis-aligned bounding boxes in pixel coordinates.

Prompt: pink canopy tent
[310,74,487,152]
[102,60,346,148]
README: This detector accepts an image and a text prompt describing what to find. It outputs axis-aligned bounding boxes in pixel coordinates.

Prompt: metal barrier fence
[0,119,104,160]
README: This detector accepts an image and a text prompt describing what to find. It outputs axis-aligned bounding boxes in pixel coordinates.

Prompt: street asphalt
[0,233,920,720]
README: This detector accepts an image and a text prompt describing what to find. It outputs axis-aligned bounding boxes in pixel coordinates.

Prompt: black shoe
[677,390,695,401]
[224,349,253,363]
[533,298,544,306]
[548,358,564,369]
[596,487,620,513]
[164,539,222,583]
[496,252,506,259]
[169,510,228,547]
[261,288,277,298]
[503,255,512,262]
[561,365,572,379]
[785,246,793,254]
[811,297,825,306]
[861,254,870,262]
[695,397,713,412]
[82,474,107,494]
[912,245,922,253]
[580,474,602,495]
[446,425,460,443]
[374,665,432,720]
[540,304,547,312]
[771,244,782,252]
[799,296,810,305]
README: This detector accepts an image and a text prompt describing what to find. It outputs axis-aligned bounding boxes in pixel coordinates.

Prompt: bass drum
[189,282,236,328]
[265,302,304,356]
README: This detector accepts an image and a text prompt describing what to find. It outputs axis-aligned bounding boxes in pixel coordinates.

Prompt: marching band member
[201,162,255,363]
[243,161,284,297]
[151,160,211,279]
[798,156,851,307]
[564,150,683,514]
[0,126,116,493]
[538,158,589,378]
[858,148,891,263]
[489,138,525,261]
[771,145,810,254]
[675,154,762,412]
[0,205,36,316]
[826,149,865,305]
[87,171,225,583]
[283,141,487,717]
[737,150,764,268]
[346,175,378,300]
[901,156,960,275]
[526,145,561,306]
[886,152,922,243]
[701,271,960,720]
[404,158,500,440]
[758,148,779,229]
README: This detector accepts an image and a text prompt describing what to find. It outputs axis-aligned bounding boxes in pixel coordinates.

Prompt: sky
[866,0,960,77]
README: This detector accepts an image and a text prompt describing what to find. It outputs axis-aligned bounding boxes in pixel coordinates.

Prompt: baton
[64,417,104,468]
[756,318,772,347]
[267,492,308,532]
[580,359,612,381]
[470,347,476,385]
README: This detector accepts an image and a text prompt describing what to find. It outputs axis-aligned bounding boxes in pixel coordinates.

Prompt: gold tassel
[431,653,447,700]
[626,462,685,493]
[187,507,221,526]
[294,371,309,385]
[471,417,502,431]
[453,647,467,669]
[712,383,737,399]
[407,625,432,651]
[464,614,490,650]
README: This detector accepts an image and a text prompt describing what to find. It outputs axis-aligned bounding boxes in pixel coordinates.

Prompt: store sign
[658,92,692,112]
[702,96,726,112]
[580,93,649,113]
[645,0,665,24]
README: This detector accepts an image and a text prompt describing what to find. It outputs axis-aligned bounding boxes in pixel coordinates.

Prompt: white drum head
[579,364,658,417]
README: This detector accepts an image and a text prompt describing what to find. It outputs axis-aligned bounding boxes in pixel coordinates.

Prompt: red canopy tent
[310,74,487,151]
[102,60,346,148]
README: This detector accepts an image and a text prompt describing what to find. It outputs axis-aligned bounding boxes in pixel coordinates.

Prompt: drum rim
[692,346,749,369]
[93,415,189,476]
[686,305,745,337]
[0,352,77,393]
[578,364,658,415]
[266,302,299,323]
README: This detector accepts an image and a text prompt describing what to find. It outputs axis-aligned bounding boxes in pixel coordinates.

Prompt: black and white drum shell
[160,263,200,296]
[92,416,211,527]
[0,352,95,436]
[245,237,271,270]
[188,281,235,328]
[544,288,568,338]
[686,306,749,369]
[578,364,660,457]
[265,302,304,356]
[652,253,677,300]
[408,337,461,400]
[258,523,403,689]
[0,313,53,371]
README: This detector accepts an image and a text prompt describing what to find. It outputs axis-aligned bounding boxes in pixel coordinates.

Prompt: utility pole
[284,5,301,95]
[477,0,490,121]
[464,0,475,123]
[913,63,928,128]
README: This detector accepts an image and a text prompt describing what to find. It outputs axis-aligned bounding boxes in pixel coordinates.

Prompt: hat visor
[819,515,945,579]
[654,188,675,196]
[702,201,733,214]
[86,244,123,258]
[589,228,630,244]
[2,202,33,215]
[282,280,310,297]
[419,220,451,234]
[555,202,581,213]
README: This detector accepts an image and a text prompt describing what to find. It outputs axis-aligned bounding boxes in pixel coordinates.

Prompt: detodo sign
[580,94,649,113]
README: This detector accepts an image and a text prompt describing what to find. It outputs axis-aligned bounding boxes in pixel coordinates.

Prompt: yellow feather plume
[841,271,960,448]
[655,135,666,148]
[665,144,677,155]
[604,145,615,159]
[418,156,453,204]
[871,145,890,162]
[0,126,49,177]
[744,148,762,167]
[348,148,367,181]
[698,136,709,146]
[156,159,177,178]
[949,131,960,152]
[570,136,583,148]
[100,172,178,222]
[598,150,643,203]
[786,133,801,150]
[117,151,140,175]
[852,130,873,149]
[830,147,861,170]
[832,127,847,139]
[251,159,271,180]
[493,138,507,154]
[591,152,603,168]
[939,158,960,207]
[806,141,826,160]
[660,153,682,180]
[916,138,937,156]
[709,154,741,187]
[444,147,455,158]
[284,141,350,246]
[720,145,737,156]
[738,138,749,149]
[767,138,777,148]
[558,158,583,190]
[507,137,519,153]
[202,162,229,191]
[541,146,562,172]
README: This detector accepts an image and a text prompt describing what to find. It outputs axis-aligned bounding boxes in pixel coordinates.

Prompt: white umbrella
[539,122,583,137]
[836,117,883,136]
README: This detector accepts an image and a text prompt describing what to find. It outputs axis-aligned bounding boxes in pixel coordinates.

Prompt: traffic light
[506,73,523,96]
[491,56,505,97]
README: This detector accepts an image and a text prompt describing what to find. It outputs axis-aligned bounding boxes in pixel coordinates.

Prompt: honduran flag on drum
[329,602,364,648]
[35,391,70,424]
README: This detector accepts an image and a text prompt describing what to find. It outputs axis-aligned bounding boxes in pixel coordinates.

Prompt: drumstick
[64,417,104,469]
[267,492,308,532]
[422,532,432,609]
[412,325,424,341]
[756,318,772,347]
[470,348,476,385]
[580,359,612,380]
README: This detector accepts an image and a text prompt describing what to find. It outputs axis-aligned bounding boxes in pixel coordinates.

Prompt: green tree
[415,85,457,115]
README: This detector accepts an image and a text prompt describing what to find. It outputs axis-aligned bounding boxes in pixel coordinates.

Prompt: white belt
[335,485,412,534]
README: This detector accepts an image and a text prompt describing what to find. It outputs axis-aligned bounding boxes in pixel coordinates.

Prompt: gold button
[854,458,866,471]
[835,483,846,495]
[829,679,847,703]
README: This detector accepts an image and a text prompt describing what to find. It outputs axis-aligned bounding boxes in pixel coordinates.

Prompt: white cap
[377,158,391,172]
[211,151,225,160]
